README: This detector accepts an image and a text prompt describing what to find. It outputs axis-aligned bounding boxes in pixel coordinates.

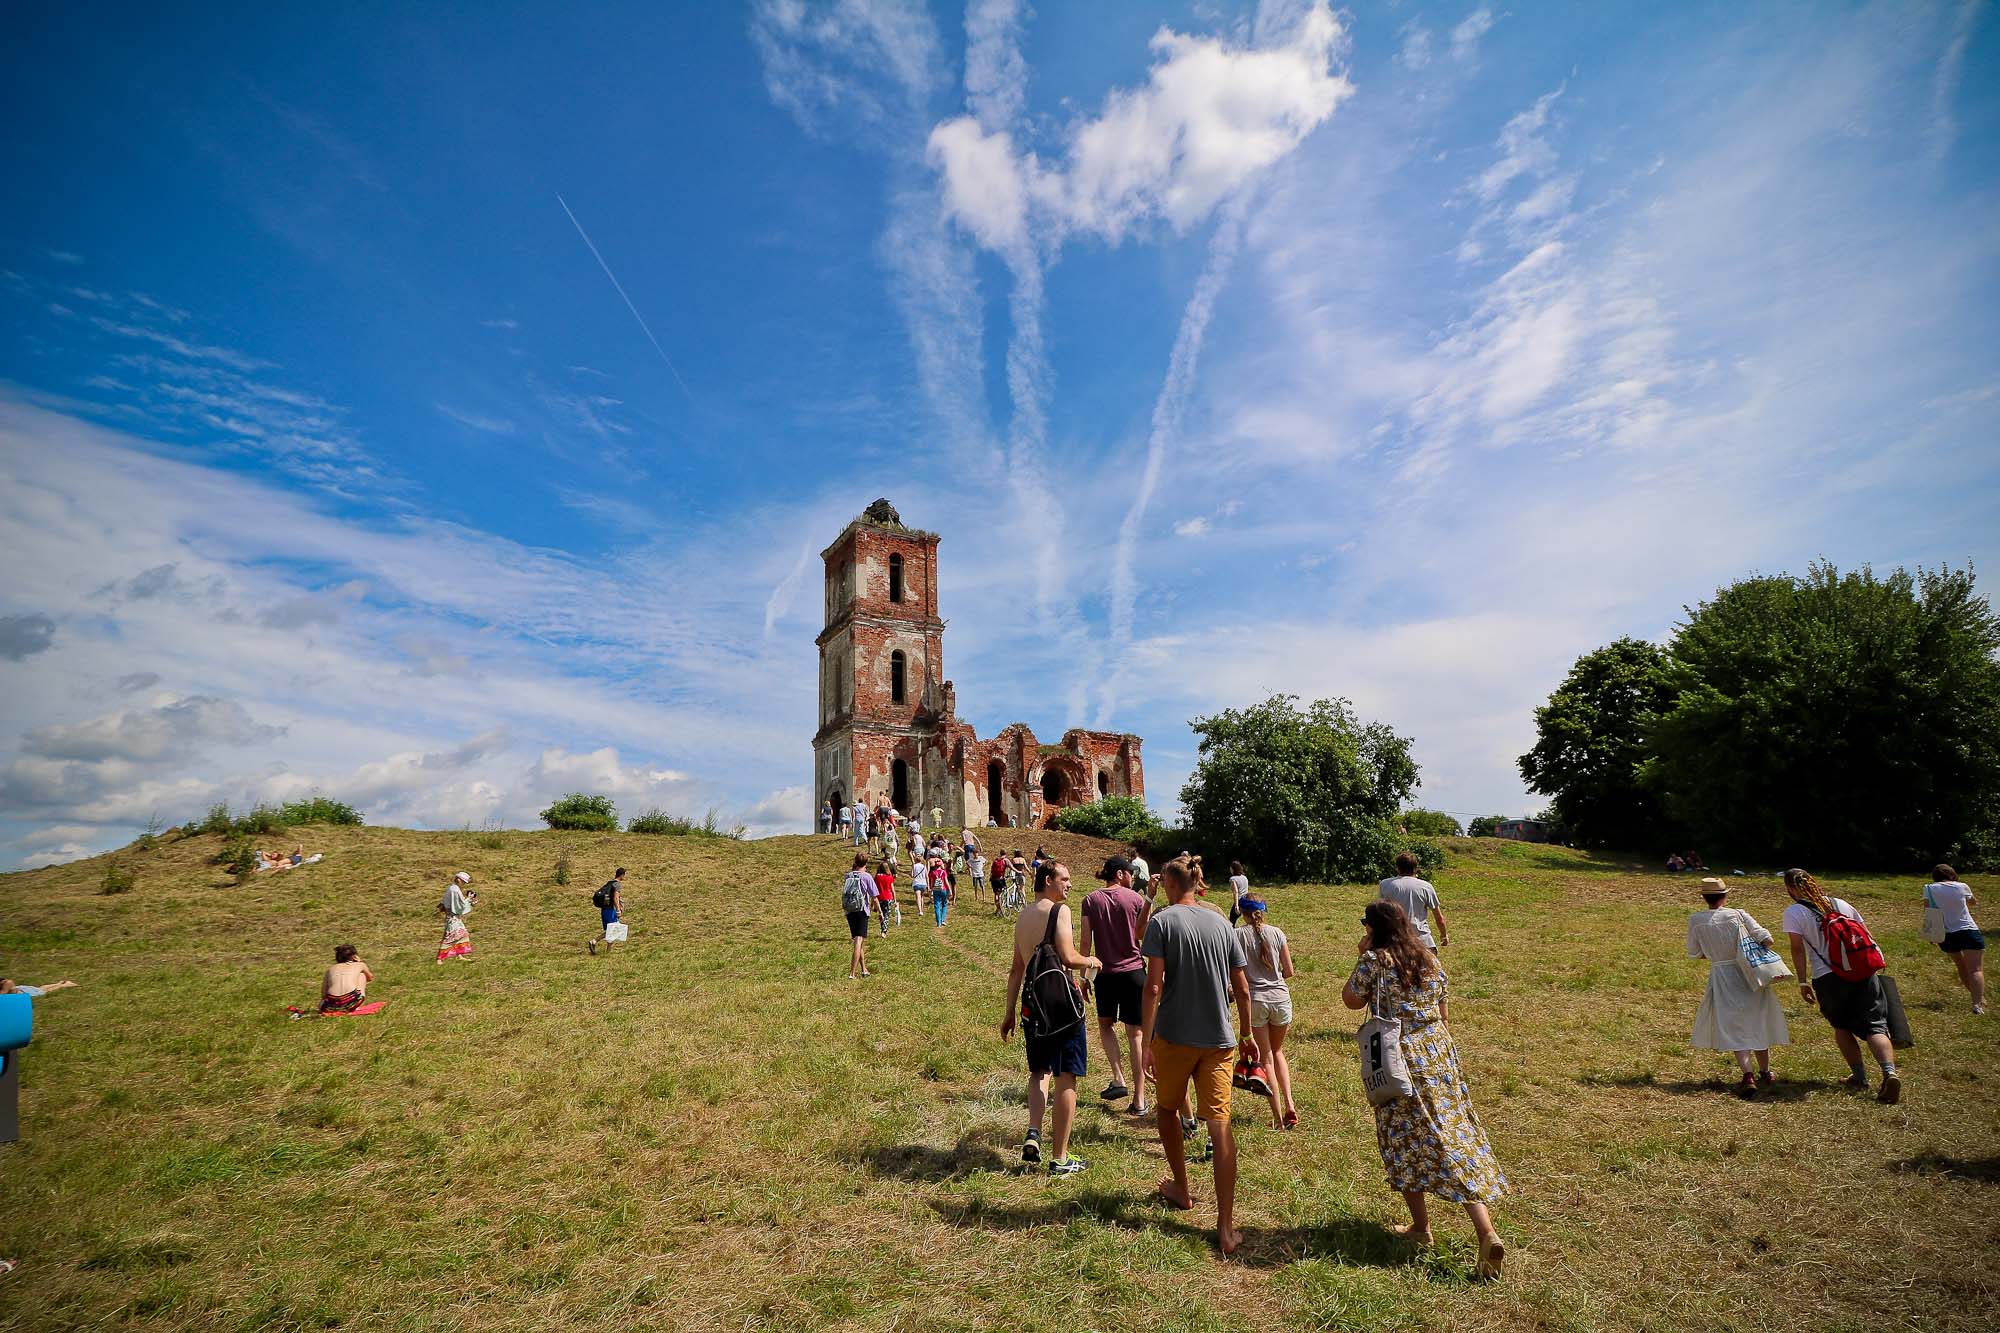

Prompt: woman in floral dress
[1343,900,1507,1279]
[437,871,476,963]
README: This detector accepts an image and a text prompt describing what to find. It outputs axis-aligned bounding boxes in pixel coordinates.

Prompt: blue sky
[2,0,1996,866]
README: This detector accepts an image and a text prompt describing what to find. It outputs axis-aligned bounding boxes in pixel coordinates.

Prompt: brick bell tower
[812,499,944,824]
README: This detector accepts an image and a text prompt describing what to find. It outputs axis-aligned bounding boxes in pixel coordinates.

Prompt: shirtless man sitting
[319,944,373,1013]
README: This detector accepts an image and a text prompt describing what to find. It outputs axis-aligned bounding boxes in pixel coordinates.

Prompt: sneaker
[1100,1083,1129,1101]
[1877,1072,1902,1105]
[588,940,597,956]
[1975,1003,1987,1016]
[1048,1156,1089,1176]
[1240,1060,1273,1098]
[1022,1133,1042,1165]
[1841,1070,1869,1090]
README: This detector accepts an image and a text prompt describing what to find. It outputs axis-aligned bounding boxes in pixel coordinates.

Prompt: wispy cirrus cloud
[433,402,517,434]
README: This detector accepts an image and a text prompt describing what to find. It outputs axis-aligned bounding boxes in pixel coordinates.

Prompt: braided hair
[1783,867,1835,917]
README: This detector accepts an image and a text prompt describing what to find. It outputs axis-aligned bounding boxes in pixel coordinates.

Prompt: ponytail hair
[1245,906,1274,970]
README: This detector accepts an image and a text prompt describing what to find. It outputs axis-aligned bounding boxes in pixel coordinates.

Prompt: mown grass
[1,830,1994,1331]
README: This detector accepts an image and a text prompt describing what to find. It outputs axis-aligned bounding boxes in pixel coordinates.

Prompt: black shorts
[845,910,870,939]
[1814,971,1889,1037]
[1940,928,1986,953]
[1094,968,1144,1025]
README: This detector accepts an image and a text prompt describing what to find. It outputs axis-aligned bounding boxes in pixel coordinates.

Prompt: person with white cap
[1685,877,1788,1097]
[437,871,476,963]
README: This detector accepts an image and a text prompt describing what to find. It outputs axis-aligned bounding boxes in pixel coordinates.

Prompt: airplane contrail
[555,193,693,401]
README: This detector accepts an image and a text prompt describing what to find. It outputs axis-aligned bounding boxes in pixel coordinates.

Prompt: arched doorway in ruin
[987,761,1005,824]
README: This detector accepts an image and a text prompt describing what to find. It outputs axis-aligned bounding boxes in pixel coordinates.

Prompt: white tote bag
[1919,886,1949,944]
[1731,910,1792,990]
[603,921,629,943]
[1355,965,1415,1106]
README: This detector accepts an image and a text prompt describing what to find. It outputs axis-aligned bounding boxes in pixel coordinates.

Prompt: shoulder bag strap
[1041,900,1062,947]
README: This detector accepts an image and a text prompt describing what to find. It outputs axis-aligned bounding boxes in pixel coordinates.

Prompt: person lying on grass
[0,978,77,998]
[320,944,373,1013]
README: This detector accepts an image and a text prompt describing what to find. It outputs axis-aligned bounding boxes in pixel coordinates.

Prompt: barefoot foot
[1219,1226,1243,1256]
[1156,1179,1195,1210]
[1392,1224,1434,1248]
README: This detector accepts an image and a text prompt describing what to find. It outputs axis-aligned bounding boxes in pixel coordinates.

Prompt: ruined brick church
[813,500,1144,830]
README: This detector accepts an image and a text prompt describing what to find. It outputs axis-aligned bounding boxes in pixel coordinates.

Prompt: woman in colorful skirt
[1343,899,1508,1280]
[437,871,476,963]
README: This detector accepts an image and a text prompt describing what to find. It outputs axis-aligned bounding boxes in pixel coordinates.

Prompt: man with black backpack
[588,868,627,956]
[1001,861,1102,1175]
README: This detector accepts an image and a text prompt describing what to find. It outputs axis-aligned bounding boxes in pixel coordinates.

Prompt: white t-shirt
[1131,855,1150,884]
[973,854,986,878]
[912,860,928,888]
[1378,876,1440,946]
[1781,897,1864,979]
[1924,881,1978,933]
[1228,874,1249,904]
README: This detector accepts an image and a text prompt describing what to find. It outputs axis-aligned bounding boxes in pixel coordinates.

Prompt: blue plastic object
[0,993,29,1053]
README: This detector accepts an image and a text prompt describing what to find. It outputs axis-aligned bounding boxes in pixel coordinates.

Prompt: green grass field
[1,828,1994,1331]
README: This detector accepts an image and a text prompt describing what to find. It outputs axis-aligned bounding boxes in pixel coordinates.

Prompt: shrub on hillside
[540,792,619,831]
[199,803,234,836]
[215,836,257,880]
[278,796,363,826]
[1053,796,1164,844]
[628,807,745,839]
[232,803,288,836]
[553,845,573,886]
[100,861,137,895]
[1401,808,1463,838]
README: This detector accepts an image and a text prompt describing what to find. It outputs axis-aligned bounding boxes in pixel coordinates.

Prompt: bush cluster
[627,807,745,839]
[1400,809,1463,838]
[278,796,364,826]
[1052,796,1164,843]
[540,793,619,832]
[214,836,258,880]
[100,861,137,895]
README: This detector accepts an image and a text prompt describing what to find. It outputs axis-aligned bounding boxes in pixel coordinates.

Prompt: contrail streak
[556,193,693,401]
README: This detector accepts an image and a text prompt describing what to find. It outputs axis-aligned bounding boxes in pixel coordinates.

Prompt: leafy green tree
[1179,695,1421,883]
[1643,562,2000,866]
[540,792,619,831]
[1518,638,1678,849]
[1467,815,1506,837]
[1401,808,1463,838]
[1053,795,1164,843]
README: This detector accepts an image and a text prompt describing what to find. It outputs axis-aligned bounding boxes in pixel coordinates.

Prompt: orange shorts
[1152,1037,1232,1121]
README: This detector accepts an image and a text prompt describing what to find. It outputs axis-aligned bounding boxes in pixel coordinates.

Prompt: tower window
[888,553,905,604]
[1098,771,1110,798]
[891,650,907,704]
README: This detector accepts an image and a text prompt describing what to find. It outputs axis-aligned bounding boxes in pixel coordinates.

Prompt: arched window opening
[888,553,905,604]
[891,759,910,813]
[890,650,907,704]
[1097,771,1110,799]
[1040,768,1066,806]
[987,761,1005,823]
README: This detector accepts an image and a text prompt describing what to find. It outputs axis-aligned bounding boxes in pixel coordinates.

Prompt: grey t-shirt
[1378,876,1440,946]
[1142,903,1247,1049]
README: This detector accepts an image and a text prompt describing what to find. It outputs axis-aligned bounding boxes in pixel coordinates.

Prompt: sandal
[1282,1109,1299,1129]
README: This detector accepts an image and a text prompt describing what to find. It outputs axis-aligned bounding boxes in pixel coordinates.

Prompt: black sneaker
[1100,1083,1129,1101]
[1877,1072,1902,1105]
[1022,1133,1042,1165]
[1049,1155,1088,1176]
[1841,1071,1870,1090]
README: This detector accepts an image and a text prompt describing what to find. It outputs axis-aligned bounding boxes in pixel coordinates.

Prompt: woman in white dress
[1686,878,1788,1097]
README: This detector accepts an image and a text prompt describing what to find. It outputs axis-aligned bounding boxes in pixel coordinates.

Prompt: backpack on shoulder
[841,871,874,914]
[592,881,617,910]
[1816,908,1885,982]
[1020,907,1085,1039]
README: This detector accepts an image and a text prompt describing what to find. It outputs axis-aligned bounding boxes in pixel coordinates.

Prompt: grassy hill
[1,829,1994,1331]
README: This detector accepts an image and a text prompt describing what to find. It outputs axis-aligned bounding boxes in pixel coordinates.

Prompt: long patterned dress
[437,883,474,962]
[1348,950,1506,1203]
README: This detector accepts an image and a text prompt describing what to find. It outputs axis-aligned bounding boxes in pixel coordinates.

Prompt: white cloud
[1449,8,1496,65]
[929,2,1352,245]
[433,403,517,434]
[1172,516,1211,538]
[1396,24,1434,71]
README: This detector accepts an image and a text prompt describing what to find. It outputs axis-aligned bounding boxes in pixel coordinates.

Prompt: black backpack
[592,880,618,909]
[1020,905,1085,1039]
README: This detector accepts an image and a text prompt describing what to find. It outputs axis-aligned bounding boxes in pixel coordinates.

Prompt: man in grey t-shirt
[1378,851,1449,950]
[1141,859,1256,1255]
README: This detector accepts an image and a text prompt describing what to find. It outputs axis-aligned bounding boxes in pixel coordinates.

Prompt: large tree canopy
[1179,695,1421,883]
[1643,562,2000,866]
[1518,637,1678,849]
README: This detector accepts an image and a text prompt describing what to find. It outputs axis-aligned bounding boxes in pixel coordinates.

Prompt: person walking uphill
[841,852,876,980]
[1379,852,1449,950]
[1080,855,1152,1116]
[1343,900,1508,1280]
[437,872,476,963]
[1141,858,1259,1255]
[589,868,627,956]
[1001,861,1102,1175]
[1685,878,1789,1096]
[1922,864,1985,1014]
[1782,868,1905,1103]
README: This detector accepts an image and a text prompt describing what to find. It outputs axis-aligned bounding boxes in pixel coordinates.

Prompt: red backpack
[1816,908,1885,982]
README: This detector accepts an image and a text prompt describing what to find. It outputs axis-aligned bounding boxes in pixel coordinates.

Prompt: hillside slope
[1,831,1994,1331]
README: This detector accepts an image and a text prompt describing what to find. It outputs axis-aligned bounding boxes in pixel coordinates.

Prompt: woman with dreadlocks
[1343,899,1508,1279]
[1780,868,1904,1104]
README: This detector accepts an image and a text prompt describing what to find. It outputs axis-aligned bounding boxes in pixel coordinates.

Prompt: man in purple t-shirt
[1079,855,1152,1115]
